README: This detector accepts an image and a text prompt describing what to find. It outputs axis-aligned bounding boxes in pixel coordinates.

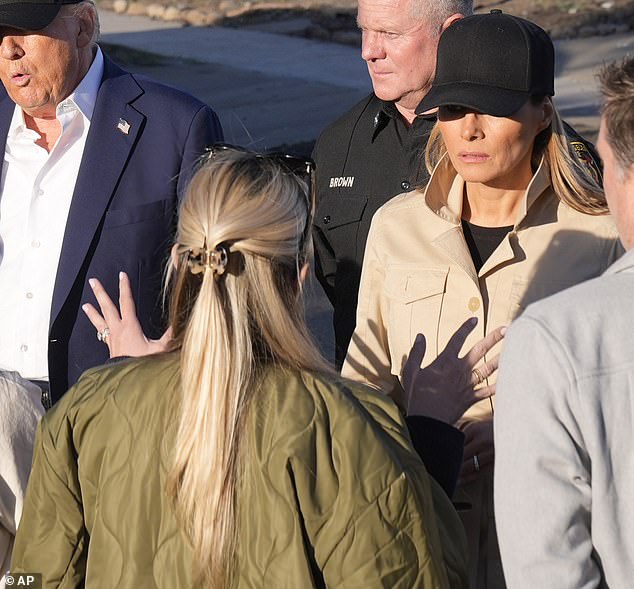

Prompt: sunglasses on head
[204,143,314,181]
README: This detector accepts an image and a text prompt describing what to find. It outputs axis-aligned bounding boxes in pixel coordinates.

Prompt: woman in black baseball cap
[343,11,621,588]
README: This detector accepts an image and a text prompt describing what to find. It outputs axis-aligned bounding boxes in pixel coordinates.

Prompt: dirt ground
[99,0,634,40]
[229,0,634,39]
[452,0,634,38]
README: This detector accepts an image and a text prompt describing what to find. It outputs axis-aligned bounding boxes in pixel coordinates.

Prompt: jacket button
[323,215,331,225]
[401,180,410,190]
[468,297,480,312]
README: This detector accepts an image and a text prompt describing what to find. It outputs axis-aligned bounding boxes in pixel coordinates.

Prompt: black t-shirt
[461,219,514,273]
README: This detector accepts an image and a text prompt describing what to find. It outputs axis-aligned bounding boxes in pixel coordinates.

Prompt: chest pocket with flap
[316,196,368,231]
[103,198,172,229]
[383,266,449,372]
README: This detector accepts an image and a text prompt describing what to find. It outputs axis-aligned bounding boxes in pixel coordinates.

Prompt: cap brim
[0,4,61,30]
[416,82,531,118]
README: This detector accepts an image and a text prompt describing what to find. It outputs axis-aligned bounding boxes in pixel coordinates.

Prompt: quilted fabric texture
[11,353,467,588]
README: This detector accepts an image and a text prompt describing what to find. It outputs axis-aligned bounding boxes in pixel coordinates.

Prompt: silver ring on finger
[473,454,480,472]
[97,327,110,342]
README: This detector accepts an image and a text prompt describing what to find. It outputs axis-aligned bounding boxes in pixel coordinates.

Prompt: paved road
[554,33,634,137]
[101,11,371,149]
[100,10,633,360]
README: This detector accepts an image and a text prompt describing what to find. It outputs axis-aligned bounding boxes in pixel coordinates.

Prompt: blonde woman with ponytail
[11,147,470,588]
[343,12,623,589]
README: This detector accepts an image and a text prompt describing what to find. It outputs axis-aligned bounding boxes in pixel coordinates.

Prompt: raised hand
[82,272,173,359]
[402,317,505,425]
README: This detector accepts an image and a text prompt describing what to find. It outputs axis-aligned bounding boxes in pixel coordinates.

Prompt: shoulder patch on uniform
[329,176,355,188]
[570,141,602,184]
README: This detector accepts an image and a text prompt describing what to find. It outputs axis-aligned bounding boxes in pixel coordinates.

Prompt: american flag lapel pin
[117,118,131,135]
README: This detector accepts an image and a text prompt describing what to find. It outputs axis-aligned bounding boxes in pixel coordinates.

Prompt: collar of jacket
[423,153,551,229]
[372,100,436,142]
[371,101,397,140]
[605,247,634,275]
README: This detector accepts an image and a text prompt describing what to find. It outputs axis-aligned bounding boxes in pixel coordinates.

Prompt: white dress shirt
[0,48,104,380]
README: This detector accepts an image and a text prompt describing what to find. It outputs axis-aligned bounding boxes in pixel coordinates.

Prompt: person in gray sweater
[494,56,634,588]
[0,372,43,586]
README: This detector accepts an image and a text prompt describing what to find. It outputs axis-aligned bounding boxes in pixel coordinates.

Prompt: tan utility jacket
[343,156,622,418]
[342,156,621,587]
[11,353,468,588]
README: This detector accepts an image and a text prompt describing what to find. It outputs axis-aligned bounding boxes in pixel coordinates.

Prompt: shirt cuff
[405,415,465,498]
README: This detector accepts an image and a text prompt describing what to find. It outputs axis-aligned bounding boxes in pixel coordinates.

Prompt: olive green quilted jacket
[12,353,467,588]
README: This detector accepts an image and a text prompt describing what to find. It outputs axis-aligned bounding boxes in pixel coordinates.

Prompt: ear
[440,13,464,33]
[292,262,310,299]
[76,8,95,49]
[537,97,554,133]
[170,243,180,269]
[298,263,310,285]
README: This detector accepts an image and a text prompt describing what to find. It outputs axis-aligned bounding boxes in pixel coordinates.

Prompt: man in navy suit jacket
[0,0,222,405]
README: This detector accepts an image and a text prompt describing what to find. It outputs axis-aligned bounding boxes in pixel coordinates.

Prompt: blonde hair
[166,149,330,587]
[425,97,608,215]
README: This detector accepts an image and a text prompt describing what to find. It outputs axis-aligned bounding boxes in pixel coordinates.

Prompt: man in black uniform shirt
[313,0,472,367]
[313,0,602,368]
